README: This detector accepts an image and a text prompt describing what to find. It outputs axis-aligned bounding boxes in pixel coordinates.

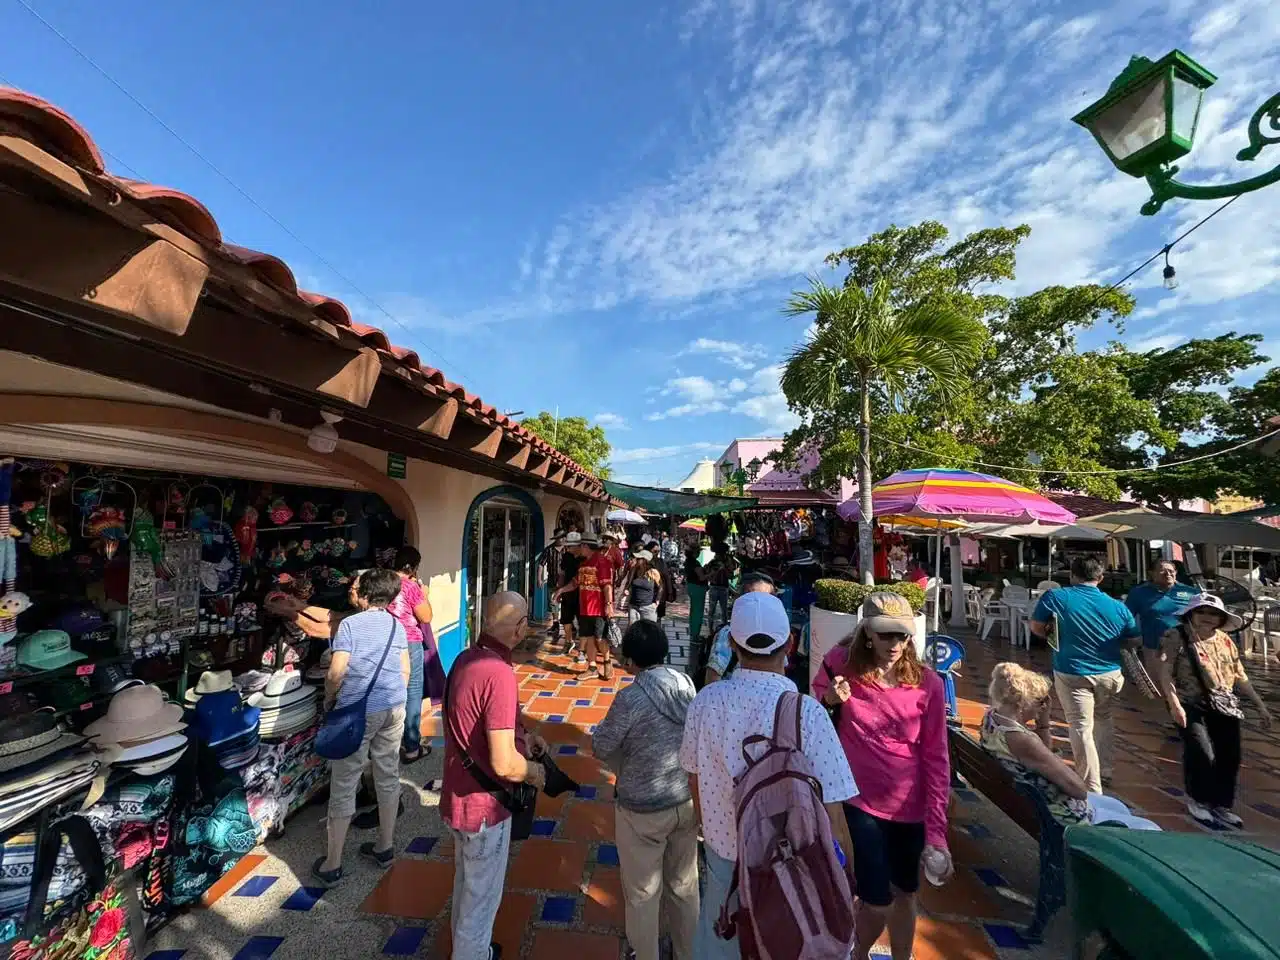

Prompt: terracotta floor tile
[564,801,616,842]
[508,838,589,892]
[1113,786,1190,816]
[583,866,625,930]
[360,858,454,919]
[558,754,613,785]
[433,891,536,958]
[1145,812,1197,832]
[526,697,576,717]
[522,678,564,692]
[537,789,571,817]
[911,917,997,960]
[528,929,625,960]
[568,706,610,725]
[918,867,1016,921]
[200,853,266,907]
[542,723,593,748]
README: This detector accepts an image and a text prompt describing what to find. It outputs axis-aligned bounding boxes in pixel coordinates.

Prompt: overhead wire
[10,0,476,384]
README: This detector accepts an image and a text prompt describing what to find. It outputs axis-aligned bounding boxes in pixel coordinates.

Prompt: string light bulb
[1162,246,1178,290]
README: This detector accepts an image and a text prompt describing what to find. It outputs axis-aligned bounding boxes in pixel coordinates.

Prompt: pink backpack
[717,691,856,959]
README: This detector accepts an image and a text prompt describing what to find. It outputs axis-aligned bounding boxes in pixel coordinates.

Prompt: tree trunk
[858,378,875,586]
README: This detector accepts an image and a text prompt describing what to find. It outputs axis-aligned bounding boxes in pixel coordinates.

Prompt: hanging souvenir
[164,483,189,529]
[297,539,317,563]
[132,509,164,565]
[268,498,293,526]
[233,506,258,561]
[0,591,30,646]
[266,545,287,570]
[199,521,242,596]
[27,503,70,558]
[326,537,347,558]
[299,501,318,524]
[72,477,103,514]
[86,505,129,559]
[331,508,347,526]
[39,463,70,495]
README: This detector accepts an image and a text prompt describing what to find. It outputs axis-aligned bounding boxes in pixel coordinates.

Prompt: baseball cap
[861,592,916,635]
[730,592,791,655]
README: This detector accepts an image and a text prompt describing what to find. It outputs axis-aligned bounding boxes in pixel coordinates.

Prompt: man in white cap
[679,591,857,957]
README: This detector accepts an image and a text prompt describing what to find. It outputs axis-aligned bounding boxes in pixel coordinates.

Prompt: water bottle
[923,847,949,886]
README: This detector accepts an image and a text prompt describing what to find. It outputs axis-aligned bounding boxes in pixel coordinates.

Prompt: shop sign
[387,452,407,479]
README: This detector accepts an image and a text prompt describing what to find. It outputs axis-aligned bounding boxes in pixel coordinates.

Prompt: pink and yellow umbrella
[838,468,1076,525]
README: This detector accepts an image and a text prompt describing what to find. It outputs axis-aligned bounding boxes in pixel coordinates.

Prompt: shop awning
[1080,509,1280,549]
[602,480,756,517]
[962,521,1109,541]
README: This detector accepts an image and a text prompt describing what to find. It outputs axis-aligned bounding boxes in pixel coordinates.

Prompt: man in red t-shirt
[442,591,546,960]
[554,536,615,680]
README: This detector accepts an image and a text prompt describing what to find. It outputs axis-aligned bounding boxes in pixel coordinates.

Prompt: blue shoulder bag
[314,618,398,760]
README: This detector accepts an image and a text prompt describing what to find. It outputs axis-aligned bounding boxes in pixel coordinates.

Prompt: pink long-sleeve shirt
[811,645,951,849]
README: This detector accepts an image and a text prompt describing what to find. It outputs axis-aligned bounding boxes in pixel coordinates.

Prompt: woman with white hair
[1159,594,1272,827]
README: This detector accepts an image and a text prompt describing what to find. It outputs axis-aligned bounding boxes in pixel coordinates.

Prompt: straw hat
[84,685,185,746]
[0,715,85,774]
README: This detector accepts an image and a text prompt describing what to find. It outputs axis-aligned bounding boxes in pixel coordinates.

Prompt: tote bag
[314,620,398,760]
[6,815,136,960]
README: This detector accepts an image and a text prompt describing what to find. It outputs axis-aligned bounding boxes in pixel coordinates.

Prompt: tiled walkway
[141,612,1280,959]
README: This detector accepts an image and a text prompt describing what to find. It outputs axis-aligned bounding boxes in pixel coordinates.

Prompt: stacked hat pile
[252,671,317,740]
[187,671,261,771]
[85,684,188,776]
[0,714,99,833]
[304,649,331,683]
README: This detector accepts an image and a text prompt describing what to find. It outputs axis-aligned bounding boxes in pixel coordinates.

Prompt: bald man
[442,591,547,960]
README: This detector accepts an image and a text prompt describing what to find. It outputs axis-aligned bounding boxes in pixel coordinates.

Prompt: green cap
[17,630,87,671]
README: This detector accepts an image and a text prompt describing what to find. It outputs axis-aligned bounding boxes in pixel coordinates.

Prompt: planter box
[809,605,927,689]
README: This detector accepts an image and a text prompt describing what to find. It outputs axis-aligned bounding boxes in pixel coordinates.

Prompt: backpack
[717,691,856,959]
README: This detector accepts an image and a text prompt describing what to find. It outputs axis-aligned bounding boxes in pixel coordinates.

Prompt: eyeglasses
[877,632,910,642]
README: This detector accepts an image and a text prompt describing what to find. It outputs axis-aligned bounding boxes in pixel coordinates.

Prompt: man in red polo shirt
[555,536,615,680]
[442,591,546,960]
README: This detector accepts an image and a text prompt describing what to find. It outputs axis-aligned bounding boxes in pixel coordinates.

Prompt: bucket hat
[0,714,85,774]
[1178,593,1244,633]
[17,630,86,671]
[84,684,185,745]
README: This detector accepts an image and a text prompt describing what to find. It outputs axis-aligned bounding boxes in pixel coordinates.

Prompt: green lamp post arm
[1141,91,1280,215]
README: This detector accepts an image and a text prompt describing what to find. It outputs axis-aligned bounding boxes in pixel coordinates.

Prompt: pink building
[714,438,856,507]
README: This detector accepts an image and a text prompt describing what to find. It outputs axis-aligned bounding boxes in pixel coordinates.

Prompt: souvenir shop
[0,451,407,941]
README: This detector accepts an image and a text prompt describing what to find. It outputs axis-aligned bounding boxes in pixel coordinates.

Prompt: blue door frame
[440,485,545,672]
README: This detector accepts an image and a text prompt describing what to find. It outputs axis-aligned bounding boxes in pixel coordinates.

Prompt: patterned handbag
[5,815,135,960]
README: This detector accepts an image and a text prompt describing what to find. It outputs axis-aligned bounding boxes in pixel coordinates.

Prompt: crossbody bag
[314,618,399,760]
[1179,625,1245,720]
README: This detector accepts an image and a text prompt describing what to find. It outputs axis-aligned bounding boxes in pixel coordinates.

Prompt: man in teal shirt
[1030,557,1141,793]
[1125,561,1200,658]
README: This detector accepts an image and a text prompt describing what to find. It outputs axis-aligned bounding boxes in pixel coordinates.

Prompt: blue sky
[5,0,1278,486]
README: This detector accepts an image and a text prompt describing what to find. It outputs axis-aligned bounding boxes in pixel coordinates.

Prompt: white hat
[1178,593,1243,633]
[264,670,302,698]
[563,532,583,546]
[196,671,234,695]
[729,592,791,655]
[633,550,653,561]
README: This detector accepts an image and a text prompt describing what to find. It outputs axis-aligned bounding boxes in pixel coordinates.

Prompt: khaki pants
[615,800,700,960]
[1054,670,1123,793]
[327,706,406,818]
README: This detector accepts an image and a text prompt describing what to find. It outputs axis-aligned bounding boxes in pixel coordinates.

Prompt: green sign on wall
[387,452,407,479]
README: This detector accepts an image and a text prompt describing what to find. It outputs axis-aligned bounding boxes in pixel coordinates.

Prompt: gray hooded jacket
[591,665,696,812]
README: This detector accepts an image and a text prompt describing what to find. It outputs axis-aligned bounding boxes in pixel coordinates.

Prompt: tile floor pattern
[141,607,1280,959]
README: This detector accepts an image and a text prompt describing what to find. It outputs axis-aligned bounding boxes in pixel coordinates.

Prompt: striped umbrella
[678,517,706,531]
[838,469,1077,525]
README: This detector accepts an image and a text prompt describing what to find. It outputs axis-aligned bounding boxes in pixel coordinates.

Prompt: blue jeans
[402,641,424,753]
[707,587,730,628]
[696,845,738,958]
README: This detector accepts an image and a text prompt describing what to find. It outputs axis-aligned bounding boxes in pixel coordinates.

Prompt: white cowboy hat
[633,550,653,561]
[264,670,302,698]
[1178,593,1243,633]
[252,684,317,712]
[196,670,234,695]
[562,532,584,546]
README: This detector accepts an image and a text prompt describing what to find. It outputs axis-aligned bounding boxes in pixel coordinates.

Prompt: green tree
[519,412,613,478]
[780,276,987,583]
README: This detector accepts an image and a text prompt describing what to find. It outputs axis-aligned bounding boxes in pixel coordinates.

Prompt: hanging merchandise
[232,506,258,563]
[131,509,163,566]
[298,501,318,524]
[198,523,241,597]
[126,532,201,658]
[267,498,293,526]
[161,483,188,532]
[27,500,70,560]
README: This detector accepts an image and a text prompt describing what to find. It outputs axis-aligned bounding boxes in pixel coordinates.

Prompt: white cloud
[612,442,725,464]
[1129,333,1186,354]
[592,412,629,430]
[681,338,768,370]
[645,361,797,431]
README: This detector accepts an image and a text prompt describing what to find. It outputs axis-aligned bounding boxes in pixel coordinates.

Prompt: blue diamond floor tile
[233,876,278,897]
[406,836,438,855]
[1161,785,1185,797]
[538,691,554,698]
[984,923,1032,949]
[548,714,565,722]
[575,699,593,707]
[962,823,992,840]
[576,785,597,799]
[146,952,186,960]
[974,867,1007,888]
[542,896,577,923]
[232,937,286,960]
[600,688,615,694]
[558,744,580,755]
[423,779,437,791]
[954,788,980,803]
[532,819,557,836]
[597,843,620,866]
[281,886,326,911]
[382,927,428,956]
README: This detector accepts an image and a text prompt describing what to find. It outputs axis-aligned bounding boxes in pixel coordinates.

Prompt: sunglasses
[876,632,911,643]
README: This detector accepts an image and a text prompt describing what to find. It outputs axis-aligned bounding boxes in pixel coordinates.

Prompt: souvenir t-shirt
[578,553,614,617]
[1125,581,1201,651]
[388,576,425,645]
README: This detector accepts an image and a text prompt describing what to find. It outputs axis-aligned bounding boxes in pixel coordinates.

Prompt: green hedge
[813,579,926,615]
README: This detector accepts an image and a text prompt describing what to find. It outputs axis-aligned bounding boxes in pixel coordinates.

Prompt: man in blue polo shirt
[1030,556,1140,793]
[1125,560,1200,664]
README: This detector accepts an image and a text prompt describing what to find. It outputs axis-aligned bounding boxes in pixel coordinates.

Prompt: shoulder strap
[358,616,400,706]
[1180,624,1216,700]
[442,651,518,807]
[772,690,803,752]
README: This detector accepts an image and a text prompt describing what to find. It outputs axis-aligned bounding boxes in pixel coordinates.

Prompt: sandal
[400,745,431,764]
[360,842,395,868]
[311,857,343,886]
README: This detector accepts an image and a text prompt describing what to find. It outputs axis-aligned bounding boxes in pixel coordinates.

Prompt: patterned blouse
[1160,625,1247,707]
[980,709,1087,823]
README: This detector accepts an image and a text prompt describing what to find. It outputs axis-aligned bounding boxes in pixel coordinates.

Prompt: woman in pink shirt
[387,546,439,764]
[811,592,952,960]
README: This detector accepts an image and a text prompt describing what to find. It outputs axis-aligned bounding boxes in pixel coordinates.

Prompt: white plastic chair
[924,577,941,624]
[978,588,1008,641]
[963,585,983,625]
[1036,580,1060,593]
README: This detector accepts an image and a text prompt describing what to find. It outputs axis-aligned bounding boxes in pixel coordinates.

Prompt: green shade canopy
[602,480,757,517]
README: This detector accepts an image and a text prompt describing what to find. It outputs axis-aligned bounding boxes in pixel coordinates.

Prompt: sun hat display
[16,630,87,671]
[253,684,316,712]
[1177,593,1244,633]
[729,592,792,655]
[84,684,185,746]
[263,670,302,697]
[114,733,188,766]
[0,714,86,774]
[196,670,234,695]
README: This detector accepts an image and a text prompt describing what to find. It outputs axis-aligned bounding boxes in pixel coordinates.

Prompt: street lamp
[1073,50,1280,215]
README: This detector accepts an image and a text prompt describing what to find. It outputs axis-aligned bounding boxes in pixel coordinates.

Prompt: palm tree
[781,276,986,584]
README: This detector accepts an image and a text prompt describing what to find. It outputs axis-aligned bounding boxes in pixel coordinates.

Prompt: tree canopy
[519,412,613,478]
[777,220,1273,507]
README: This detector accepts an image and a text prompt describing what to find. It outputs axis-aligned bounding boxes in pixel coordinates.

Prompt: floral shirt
[980,709,1086,823]
[1160,625,1247,707]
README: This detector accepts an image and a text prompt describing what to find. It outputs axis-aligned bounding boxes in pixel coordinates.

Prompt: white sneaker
[1213,807,1244,828]
[1187,799,1216,825]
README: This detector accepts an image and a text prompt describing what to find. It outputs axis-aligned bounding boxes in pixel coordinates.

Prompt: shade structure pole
[948,534,968,628]
[933,532,943,633]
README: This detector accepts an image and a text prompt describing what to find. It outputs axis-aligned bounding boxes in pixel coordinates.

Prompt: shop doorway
[459,485,545,654]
